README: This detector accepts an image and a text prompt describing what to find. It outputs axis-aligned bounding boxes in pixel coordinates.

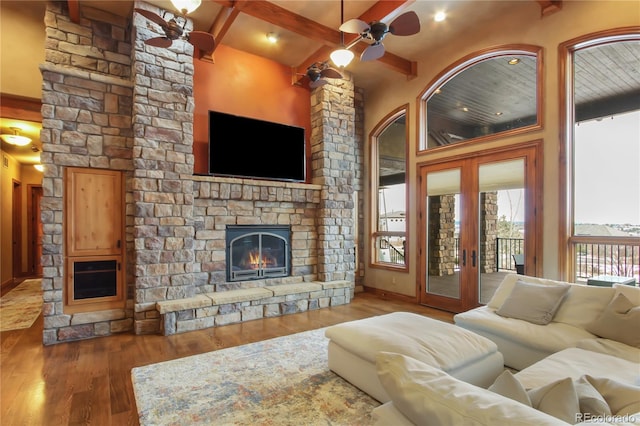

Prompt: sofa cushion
[554,284,615,328]
[614,283,640,305]
[575,338,640,364]
[455,306,596,354]
[490,371,612,423]
[488,370,531,406]
[515,348,640,391]
[528,377,581,424]
[586,376,640,416]
[497,280,570,325]
[375,352,566,426]
[488,274,574,310]
[586,293,640,348]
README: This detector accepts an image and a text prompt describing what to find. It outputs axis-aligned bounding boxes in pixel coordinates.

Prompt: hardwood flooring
[0,292,453,426]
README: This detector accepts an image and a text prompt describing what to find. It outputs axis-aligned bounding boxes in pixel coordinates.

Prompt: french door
[418,143,541,312]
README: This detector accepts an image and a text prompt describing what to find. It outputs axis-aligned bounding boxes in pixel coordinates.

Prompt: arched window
[371,106,408,269]
[419,46,542,152]
[559,30,640,284]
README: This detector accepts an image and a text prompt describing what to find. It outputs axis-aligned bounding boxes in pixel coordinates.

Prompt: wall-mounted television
[208,110,306,182]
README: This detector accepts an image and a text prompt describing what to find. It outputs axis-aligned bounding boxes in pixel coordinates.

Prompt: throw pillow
[488,370,532,406]
[574,375,611,418]
[586,376,640,416]
[496,280,570,325]
[527,377,580,424]
[375,352,563,426]
[586,293,640,348]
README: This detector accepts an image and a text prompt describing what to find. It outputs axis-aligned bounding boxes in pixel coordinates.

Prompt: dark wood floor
[0,292,453,426]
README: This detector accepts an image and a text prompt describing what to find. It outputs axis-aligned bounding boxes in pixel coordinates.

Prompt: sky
[574,110,640,225]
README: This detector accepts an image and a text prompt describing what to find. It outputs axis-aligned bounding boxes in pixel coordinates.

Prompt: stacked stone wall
[310,75,357,283]
[191,176,321,292]
[40,2,135,344]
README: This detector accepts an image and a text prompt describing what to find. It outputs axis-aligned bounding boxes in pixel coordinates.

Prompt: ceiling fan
[339,11,421,61]
[134,8,215,52]
[304,62,344,89]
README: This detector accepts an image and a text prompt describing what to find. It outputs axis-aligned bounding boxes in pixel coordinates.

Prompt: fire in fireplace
[226,225,291,282]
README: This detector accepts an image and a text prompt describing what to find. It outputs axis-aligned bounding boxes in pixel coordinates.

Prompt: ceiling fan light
[170,0,201,15]
[330,48,354,68]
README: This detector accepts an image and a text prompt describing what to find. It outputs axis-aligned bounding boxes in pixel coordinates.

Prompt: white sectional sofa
[454,273,640,370]
[367,274,640,425]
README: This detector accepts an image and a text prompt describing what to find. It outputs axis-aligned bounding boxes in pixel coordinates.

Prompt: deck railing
[496,238,524,272]
[574,242,640,283]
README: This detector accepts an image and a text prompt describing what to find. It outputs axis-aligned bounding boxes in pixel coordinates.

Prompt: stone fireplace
[226,225,291,282]
[39,1,365,344]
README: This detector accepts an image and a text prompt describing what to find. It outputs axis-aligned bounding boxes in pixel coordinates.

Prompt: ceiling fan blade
[187,31,215,52]
[145,37,173,48]
[388,11,421,36]
[309,79,328,89]
[339,18,370,34]
[320,67,343,79]
[134,8,169,29]
[361,43,385,61]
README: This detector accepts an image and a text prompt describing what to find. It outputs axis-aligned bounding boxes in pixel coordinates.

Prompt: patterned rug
[131,328,380,425]
[0,278,43,332]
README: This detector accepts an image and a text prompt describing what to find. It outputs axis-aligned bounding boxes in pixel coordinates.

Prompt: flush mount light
[0,127,31,146]
[34,164,44,172]
[266,32,278,43]
[170,0,201,15]
[508,58,520,65]
[434,11,446,22]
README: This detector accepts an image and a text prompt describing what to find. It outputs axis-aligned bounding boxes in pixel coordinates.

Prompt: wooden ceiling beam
[536,0,562,17]
[199,0,248,61]
[67,0,80,23]
[211,0,416,79]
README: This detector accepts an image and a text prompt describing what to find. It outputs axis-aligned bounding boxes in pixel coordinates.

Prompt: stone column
[428,195,457,276]
[40,2,134,344]
[480,192,498,273]
[310,75,356,284]
[131,2,196,334]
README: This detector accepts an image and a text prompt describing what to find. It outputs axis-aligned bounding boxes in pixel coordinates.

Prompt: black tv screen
[208,111,306,182]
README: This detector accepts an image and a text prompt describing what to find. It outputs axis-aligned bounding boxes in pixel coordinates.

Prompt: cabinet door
[65,168,123,257]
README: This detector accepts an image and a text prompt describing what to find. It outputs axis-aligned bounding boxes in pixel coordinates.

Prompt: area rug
[131,328,380,425]
[0,278,42,332]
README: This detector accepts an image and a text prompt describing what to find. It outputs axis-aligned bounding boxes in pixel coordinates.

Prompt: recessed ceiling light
[495,112,503,116]
[508,58,520,65]
[266,32,278,43]
[34,164,44,172]
[434,11,446,22]
[462,107,469,112]
[434,88,442,94]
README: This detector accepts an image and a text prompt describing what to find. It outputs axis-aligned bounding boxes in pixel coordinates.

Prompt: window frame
[558,27,640,281]
[417,45,543,154]
[370,104,410,271]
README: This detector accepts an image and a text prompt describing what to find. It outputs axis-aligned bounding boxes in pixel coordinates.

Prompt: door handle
[462,249,466,267]
[471,250,477,267]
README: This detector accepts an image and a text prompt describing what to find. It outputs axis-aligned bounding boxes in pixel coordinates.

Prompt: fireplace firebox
[226,225,291,282]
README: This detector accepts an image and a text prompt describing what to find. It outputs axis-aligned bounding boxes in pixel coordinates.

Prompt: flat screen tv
[208,110,306,182]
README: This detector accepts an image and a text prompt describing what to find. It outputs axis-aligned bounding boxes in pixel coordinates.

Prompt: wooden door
[65,168,123,257]
[28,185,43,275]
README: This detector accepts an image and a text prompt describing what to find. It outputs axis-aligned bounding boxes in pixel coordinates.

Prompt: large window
[560,31,640,283]
[419,46,542,152]
[371,106,408,269]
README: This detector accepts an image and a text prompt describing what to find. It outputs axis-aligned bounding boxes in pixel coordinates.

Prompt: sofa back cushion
[554,285,615,328]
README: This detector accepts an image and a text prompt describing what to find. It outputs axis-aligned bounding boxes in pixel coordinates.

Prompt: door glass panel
[426,169,461,298]
[478,159,525,304]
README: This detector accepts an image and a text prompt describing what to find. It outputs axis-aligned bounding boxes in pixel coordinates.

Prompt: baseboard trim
[362,286,418,304]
